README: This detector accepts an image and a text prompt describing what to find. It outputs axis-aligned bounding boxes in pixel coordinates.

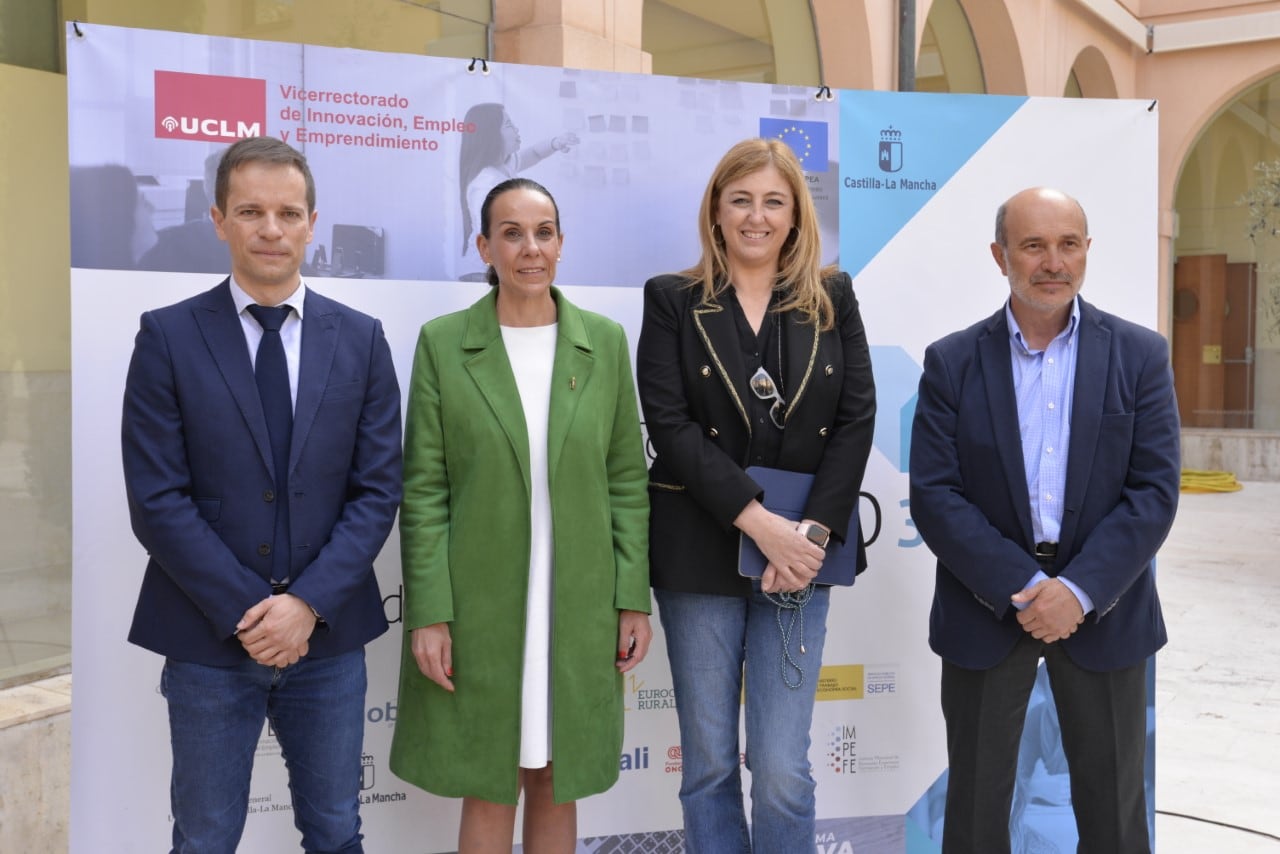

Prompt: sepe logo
[864,666,898,696]
[155,70,266,142]
[759,117,829,172]
[878,125,903,172]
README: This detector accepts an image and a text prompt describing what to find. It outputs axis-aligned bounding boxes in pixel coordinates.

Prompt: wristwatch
[798,522,830,549]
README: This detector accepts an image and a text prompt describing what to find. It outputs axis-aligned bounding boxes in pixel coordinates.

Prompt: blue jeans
[160,650,368,854]
[655,584,830,854]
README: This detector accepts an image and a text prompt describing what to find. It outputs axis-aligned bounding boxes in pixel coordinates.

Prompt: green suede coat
[389,288,650,804]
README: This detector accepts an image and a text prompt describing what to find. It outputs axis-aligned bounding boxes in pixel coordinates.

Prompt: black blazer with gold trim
[636,272,876,597]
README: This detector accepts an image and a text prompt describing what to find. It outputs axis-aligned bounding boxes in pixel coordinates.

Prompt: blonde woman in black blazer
[636,138,875,853]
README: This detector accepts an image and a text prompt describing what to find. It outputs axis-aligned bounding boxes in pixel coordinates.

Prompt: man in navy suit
[909,187,1180,854]
[122,137,402,853]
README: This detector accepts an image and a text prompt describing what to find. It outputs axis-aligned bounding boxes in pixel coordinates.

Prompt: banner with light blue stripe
[839,91,1025,277]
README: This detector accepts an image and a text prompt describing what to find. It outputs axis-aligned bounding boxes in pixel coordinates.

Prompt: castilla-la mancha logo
[154,70,266,142]
[878,126,903,173]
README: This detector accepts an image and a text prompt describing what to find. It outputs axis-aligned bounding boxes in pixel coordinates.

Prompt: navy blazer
[122,280,402,666]
[637,272,876,597]
[909,298,1180,672]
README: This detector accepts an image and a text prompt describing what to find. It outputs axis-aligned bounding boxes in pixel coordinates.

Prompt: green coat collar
[459,286,597,493]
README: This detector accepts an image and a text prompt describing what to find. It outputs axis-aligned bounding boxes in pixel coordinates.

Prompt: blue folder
[738,465,862,587]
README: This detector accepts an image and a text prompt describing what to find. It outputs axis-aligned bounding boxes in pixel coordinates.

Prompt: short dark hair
[479,177,561,288]
[215,137,316,214]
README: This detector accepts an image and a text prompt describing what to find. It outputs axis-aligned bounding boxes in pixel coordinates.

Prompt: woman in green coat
[390,177,652,853]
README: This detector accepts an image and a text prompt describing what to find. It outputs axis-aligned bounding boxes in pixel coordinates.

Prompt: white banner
[68,23,1157,854]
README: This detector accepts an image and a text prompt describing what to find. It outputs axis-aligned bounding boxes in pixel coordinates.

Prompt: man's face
[211,161,316,299]
[992,190,1090,317]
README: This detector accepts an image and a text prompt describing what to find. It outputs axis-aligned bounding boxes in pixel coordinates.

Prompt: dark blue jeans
[160,650,367,854]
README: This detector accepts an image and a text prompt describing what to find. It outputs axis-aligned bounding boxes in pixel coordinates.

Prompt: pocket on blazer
[322,379,365,401]
[193,497,221,522]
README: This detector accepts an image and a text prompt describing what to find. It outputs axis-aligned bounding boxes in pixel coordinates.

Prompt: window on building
[1173,73,1280,430]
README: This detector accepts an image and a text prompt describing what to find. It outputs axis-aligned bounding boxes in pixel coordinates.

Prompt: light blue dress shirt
[1006,298,1094,615]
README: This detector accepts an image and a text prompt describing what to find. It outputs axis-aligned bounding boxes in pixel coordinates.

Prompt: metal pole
[898,0,916,92]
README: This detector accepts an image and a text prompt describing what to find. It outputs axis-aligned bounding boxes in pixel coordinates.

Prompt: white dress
[500,323,557,768]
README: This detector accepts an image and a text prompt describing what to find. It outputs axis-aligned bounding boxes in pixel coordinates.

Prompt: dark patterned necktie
[247,304,293,583]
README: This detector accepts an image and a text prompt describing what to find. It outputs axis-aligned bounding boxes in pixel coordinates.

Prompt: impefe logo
[155,70,266,142]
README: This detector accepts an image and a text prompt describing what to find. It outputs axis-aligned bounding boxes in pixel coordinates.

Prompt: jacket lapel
[977,309,1036,547]
[547,288,594,479]
[691,296,752,436]
[292,289,341,476]
[192,280,274,477]
[780,310,819,422]
[1059,300,1110,554]
[462,290,531,493]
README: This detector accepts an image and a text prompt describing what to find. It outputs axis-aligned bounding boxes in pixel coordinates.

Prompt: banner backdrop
[68,24,1159,854]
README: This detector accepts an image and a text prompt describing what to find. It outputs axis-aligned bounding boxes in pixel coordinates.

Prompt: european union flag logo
[759,118,829,172]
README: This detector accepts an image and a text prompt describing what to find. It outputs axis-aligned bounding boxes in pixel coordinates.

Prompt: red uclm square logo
[155,70,267,142]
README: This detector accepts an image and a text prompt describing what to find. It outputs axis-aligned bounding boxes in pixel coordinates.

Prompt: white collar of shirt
[1005,296,1080,353]
[229,277,307,319]
[230,278,305,405]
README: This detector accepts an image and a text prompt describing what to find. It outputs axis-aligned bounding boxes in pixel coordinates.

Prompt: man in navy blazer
[909,187,1180,854]
[122,137,402,853]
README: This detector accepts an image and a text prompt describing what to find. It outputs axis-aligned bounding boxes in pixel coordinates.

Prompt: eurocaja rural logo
[154,70,266,142]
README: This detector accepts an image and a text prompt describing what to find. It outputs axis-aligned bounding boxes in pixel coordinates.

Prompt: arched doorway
[916,0,985,93]
[641,0,820,85]
[1173,72,1280,429]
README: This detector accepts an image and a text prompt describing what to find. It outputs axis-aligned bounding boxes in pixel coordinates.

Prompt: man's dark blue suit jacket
[910,298,1180,672]
[122,280,402,666]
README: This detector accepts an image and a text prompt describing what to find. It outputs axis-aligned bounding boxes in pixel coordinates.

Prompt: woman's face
[477,188,562,298]
[714,163,795,274]
[499,112,521,157]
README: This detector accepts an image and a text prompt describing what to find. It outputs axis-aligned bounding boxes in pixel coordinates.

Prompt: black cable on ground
[1155,809,1280,843]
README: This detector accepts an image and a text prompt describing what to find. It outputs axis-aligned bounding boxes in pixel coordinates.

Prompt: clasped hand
[236,593,317,667]
[735,501,825,593]
[1011,579,1085,643]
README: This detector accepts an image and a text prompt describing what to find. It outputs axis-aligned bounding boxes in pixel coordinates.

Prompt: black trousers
[940,633,1150,854]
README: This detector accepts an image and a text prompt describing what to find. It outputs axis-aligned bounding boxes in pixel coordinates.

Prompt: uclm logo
[154,70,266,142]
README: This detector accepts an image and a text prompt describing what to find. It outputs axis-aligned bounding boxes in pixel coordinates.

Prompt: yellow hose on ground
[1180,469,1243,493]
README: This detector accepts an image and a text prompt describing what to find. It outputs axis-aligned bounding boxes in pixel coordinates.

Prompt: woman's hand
[411,622,455,693]
[616,610,653,673]
[735,501,824,593]
[553,132,580,152]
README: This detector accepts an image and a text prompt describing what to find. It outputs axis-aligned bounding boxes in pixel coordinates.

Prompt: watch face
[804,525,827,547]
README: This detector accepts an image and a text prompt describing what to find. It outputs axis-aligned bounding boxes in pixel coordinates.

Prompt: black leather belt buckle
[1034,542,1058,559]
[271,581,289,594]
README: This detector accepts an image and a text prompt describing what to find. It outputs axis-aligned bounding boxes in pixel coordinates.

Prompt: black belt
[271,581,289,594]
[1033,542,1057,568]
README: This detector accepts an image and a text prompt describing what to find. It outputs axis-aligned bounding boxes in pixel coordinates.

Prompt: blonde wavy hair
[682,137,836,330]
